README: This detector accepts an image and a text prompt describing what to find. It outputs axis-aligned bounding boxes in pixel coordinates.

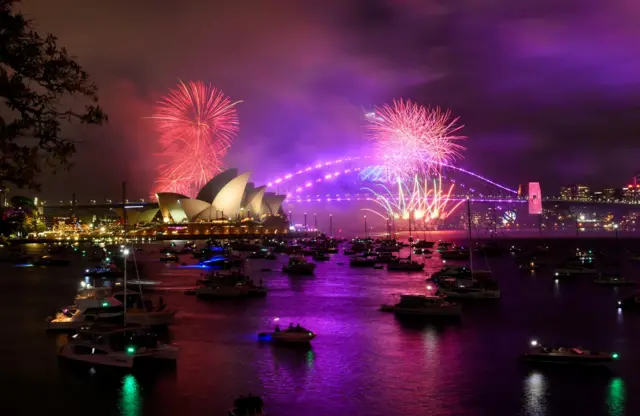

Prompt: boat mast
[122,181,128,321]
[466,197,473,275]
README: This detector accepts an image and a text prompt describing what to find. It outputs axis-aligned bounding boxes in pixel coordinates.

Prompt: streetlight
[614,223,619,241]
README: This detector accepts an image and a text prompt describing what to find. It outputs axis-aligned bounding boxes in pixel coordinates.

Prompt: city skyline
[15,0,640,200]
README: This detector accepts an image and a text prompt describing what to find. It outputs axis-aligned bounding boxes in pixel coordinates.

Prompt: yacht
[437,279,501,300]
[160,252,180,263]
[196,274,267,298]
[349,256,377,267]
[32,255,71,266]
[46,296,124,331]
[439,249,470,261]
[374,253,397,263]
[429,265,492,284]
[282,256,316,275]
[521,340,618,366]
[57,325,178,368]
[554,264,597,277]
[258,324,316,343]
[84,260,124,278]
[387,258,425,271]
[412,240,435,249]
[380,294,462,318]
[312,252,330,261]
[593,273,635,286]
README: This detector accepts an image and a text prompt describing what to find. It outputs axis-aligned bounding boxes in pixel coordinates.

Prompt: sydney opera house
[133,169,288,237]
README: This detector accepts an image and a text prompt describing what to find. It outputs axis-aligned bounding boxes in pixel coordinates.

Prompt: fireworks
[366,99,466,182]
[363,174,465,223]
[151,80,241,197]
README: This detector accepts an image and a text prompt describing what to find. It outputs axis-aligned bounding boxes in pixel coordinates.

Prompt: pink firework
[367,99,465,181]
[151,80,241,197]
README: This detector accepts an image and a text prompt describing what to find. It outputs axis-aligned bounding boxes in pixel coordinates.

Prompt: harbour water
[1,238,639,415]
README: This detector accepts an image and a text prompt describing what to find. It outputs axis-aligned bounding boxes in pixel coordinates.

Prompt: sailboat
[121,246,176,326]
[387,214,424,271]
[436,198,500,299]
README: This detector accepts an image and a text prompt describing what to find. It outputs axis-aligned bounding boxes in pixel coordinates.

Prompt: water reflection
[522,371,546,416]
[119,374,142,416]
[607,377,625,416]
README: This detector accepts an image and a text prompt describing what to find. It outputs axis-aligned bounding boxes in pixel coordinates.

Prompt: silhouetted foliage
[0,0,107,190]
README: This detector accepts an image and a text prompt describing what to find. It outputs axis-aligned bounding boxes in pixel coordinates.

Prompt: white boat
[57,325,178,368]
[521,340,618,366]
[380,294,462,318]
[258,325,316,343]
[46,296,124,331]
[282,256,316,275]
[387,258,424,271]
[437,279,501,300]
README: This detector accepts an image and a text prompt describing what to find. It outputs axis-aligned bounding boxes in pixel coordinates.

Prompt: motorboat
[160,252,180,263]
[521,340,618,366]
[258,324,316,343]
[517,260,540,271]
[229,395,265,416]
[111,291,176,326]
[437,241,454,250]
[593,273,635,286]
[84,261,124,278]
[57,324,178,368]
[554,264,598,277]
[248,250,277,260]
[282,256,316,275]
[196,274,267,298]
[380,294,462,318]
[32,255,71,266]
[437,279,501,300]
[387,258,425,271]
[349,256,377,267]
[429,265,492,284]
[412,240,435,249]
[312,252,330,261]
[413,248,432,255]
[46,296,124,331]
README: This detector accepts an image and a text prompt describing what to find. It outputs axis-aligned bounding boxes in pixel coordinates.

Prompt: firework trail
[151,80,241,197]
[366,99,466,182]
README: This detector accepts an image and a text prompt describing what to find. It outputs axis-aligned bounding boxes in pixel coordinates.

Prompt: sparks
[362,174,465,223]
[367,99,466,182]
[151,80,241,197]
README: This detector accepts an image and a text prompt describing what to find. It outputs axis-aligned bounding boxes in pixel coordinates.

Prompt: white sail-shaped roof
[195,169,238,202]
[179,199,212,221]
[212,172,251,216]
[157,192,189,223]
[245,186,265,216]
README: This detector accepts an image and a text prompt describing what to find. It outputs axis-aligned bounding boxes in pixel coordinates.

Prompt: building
[560,185,590,201]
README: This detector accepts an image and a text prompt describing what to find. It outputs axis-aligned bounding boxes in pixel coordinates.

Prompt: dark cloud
[18,0,640,200]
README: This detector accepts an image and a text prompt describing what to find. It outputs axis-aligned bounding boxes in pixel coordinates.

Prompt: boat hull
[521,353,613,366]
[383,305,462,318]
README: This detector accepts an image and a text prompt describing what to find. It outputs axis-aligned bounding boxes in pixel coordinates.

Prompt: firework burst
[151,80,241,197]
[366,99,465,182]
[363,174,465,223]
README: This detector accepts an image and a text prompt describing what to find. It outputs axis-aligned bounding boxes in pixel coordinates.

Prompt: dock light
[612,353,619,359]
[618,301,622,305]
[531,340,538,347]
[126,346,136,354]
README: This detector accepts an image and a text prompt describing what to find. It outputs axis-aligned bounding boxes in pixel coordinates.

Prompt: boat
[439,249,470,261]
[111,291,176,326]
[159,252,180,263]
[374,253,397,263]
[554,264,598,277]
[413,248,432,255]
[57,324,178,368]
[429,265,492,284]
[312,252,330,261]
[282,256,316,275]
[387,258,424,271]
[46,296,124,331]
[258,324,316,343]
[593,273,635,286]
[32,255,71,266]
[520,340,618,366]
[84,261,124,278]
[437,279,501,300]
[349,256,377,267]
[229,395,265,416]
[380,294,462,318]
[412,240,435,249]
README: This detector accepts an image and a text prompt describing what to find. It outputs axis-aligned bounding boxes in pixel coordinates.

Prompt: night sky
[21,0,640,200]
